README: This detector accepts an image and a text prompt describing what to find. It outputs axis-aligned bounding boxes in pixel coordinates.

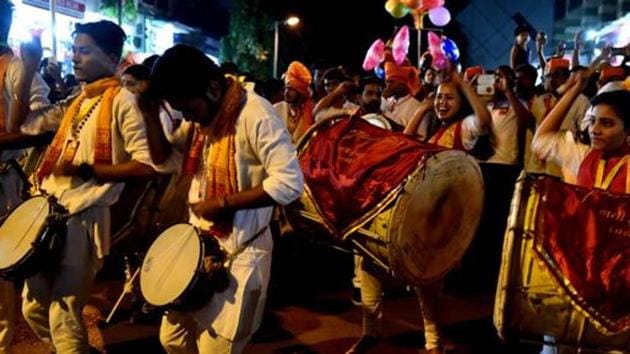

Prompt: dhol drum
[0,195,66,280]
[361,113,392,130]
[494,174,630,352]
[287,116,484,285]
[140,223,228,311]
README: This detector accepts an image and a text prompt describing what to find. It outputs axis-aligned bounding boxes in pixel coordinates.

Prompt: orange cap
[546,58,570,74]
[464,66,484,81]
[599,66,626,82]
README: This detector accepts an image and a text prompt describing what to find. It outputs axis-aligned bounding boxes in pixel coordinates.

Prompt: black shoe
[352,287,362,306]
[345,335,380,354]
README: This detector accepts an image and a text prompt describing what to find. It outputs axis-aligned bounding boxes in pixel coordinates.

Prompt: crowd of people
[0,0,628,352]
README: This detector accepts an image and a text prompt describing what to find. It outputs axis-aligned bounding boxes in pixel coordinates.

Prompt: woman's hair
[590,90,630,129]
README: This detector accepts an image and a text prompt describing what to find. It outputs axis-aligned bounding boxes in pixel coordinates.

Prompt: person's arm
[191,105,304,221]
[571,31,583,69]
[533,73,586,142]
[0,131,53,150]
[312,81,354,118]
[536,33,547,74]
[496,70,535,132]
[510,45,519,69]
[138,91,173,165]
[404,96,433,136]
[8,39,43,132]
[451,68,492,130]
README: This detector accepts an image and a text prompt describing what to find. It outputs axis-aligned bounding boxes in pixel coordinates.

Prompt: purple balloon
[428,6,451,27]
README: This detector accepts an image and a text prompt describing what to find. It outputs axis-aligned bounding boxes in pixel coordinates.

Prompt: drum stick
[104,267,140,325]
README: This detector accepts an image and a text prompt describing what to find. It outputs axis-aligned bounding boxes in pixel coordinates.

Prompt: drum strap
[224,226,268,267]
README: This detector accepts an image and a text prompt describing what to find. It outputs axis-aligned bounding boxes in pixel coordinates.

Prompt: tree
[220,0,274,79]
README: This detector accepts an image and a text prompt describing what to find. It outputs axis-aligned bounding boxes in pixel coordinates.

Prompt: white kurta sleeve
[531,130,588,177]
[252,110,304,205]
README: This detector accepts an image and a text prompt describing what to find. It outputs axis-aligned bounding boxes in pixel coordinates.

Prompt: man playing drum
[0,1,50,352]
[14,21,163,353]
[141,45,304,354]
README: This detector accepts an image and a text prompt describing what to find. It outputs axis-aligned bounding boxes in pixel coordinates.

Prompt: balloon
[432,52,449,70]
[418,0,444,12]
[374,66,385,79]
[427,31,442,50]
[428,6,451,26]
[362,39,386,71]
[411,10,425,30]
[392,25,410,65]
[441,37,460,61]
[385,0,410,19]
[400,0,420,9]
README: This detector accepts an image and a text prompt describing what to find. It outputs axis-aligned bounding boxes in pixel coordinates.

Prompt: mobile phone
[476,74,495,96]
[611,47,627,56]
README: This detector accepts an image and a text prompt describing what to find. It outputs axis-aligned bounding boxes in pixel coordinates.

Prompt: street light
[273,16,300,78]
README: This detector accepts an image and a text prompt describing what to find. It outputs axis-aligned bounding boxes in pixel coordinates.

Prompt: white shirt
[486,100,518,165]
[381,94,421,127]
[531,130,589,179]
[167,90,304,339]
[25,87,163,258]
[1,56,50,162]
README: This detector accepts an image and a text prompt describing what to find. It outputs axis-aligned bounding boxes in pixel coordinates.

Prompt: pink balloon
[362,39,386,71]
[432,53,449,70]
[419,0,444,11]
[428,6,451,26]
[427,31,442,48]
[392,26,410,66]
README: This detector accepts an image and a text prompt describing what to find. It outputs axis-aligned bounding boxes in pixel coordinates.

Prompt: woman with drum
[141,45,304,354]
[532,74,629,194]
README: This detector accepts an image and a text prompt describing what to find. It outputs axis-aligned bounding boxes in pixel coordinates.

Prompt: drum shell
[0,197,66,281]
[140,224,228,312]
[287,149,484,286]
[494,175,630,351]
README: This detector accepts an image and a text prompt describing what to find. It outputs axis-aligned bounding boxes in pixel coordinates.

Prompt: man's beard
[362,100,381,114]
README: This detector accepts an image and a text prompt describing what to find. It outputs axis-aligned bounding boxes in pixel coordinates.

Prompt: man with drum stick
[139,44,303,354]
[0,1,50,352]
[2,20,165,353]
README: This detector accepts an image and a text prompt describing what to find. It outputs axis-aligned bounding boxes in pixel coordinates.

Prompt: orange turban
[384,61,420,96]
[285,61,312,97]
[546,58,570,74]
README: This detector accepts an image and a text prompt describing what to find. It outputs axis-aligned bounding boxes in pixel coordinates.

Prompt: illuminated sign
[22,0,86,19]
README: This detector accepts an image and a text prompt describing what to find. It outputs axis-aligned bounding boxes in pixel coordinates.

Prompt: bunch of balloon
[384,0,452,29]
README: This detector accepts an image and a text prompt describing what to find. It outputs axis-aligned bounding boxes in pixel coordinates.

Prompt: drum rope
[11,199,48,253]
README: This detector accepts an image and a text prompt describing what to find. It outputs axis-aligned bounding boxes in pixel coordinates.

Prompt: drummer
[532,73,629,194]
[15,21,163,353]
[140,45,303,354]
[0,2,50,353]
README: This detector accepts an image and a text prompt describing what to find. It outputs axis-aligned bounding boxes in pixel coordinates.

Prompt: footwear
[345,335,380,354]
[351,287,362,306]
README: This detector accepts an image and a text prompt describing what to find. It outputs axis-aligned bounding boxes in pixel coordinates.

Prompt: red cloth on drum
[299,117,443,237]
[532,176,630,334]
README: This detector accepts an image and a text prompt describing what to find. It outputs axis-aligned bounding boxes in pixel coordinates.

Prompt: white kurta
[486,100,519,165]
[25,87,164,260]
[167,90,304,341]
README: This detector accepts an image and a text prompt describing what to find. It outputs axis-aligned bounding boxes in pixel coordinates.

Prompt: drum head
[0,196,49,270]
[361,113,391,130]
[140,224,202,307]
[389,150,484,284]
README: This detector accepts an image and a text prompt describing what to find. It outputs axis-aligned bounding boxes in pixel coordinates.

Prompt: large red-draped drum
[285,116,484,285]
[494,174,630,351]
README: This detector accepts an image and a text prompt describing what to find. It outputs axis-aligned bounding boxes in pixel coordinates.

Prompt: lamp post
[273,15,300,78]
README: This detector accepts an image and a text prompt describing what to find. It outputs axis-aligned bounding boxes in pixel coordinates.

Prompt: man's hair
[141,54,160,70]
[73,21,126,62]
[323,67,348,82]
[151,44,226,101]
[515,64,537,82]
[122,64,150,81]
[514,25,529,37]
[591,90,630,129]
[0,0,13,45]
[359,76,383,91]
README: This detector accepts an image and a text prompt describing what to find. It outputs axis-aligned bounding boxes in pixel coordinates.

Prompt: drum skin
[287,118,484,286]
[494,175,630,351]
